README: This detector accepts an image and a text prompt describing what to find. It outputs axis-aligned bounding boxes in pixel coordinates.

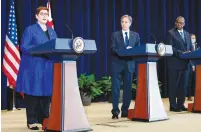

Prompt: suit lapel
[174,29,184,43]
[47,27,53,40]
[129,31,135,47]
[174,29,187,50]
[184,31,191,50]
[118,31,125,48]
[36,23,49,41]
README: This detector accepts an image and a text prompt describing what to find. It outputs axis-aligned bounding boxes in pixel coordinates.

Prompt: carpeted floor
[1,98,201,132]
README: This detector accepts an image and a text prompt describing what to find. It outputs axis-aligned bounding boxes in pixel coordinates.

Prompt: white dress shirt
[122,30,130,43]
[177,29,184,37]
[177,29,184,34]
[192,43,196,51]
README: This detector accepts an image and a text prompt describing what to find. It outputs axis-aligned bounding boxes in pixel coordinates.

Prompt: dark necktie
[125,32,129,47]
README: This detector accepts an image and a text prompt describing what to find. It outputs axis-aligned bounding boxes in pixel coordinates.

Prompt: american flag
[46,0,54,28]
[2,0,20,87]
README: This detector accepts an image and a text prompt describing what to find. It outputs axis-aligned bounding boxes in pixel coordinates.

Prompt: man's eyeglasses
[39,12,49,16]
[176,22,185,25]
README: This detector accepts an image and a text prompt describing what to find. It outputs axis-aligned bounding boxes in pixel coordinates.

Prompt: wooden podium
[180,49,201,113]
[29,38,97,131]
[117,43,173,122]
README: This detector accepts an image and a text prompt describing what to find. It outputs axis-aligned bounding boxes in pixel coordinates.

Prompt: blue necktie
[125,32,129,47]
[180,32,185,42]
[179,32,187,49]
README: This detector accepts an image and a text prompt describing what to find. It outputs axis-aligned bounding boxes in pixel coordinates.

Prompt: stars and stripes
[2,0,21,87]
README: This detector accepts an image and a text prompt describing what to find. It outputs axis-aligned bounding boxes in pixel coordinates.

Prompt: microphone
[65,24,74,40]
[148,33,156,44]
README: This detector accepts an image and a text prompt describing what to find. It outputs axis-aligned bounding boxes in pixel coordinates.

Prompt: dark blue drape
[1,0,201,109]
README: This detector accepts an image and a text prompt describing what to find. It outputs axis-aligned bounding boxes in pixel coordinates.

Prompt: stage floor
[1,98,201,132]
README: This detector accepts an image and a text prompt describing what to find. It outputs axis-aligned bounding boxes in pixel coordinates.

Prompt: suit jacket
[111,30,140,72]
[16,23,57,96]
[166,28,193,69]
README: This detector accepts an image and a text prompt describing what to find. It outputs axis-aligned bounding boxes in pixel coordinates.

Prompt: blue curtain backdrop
[1,0,201,109]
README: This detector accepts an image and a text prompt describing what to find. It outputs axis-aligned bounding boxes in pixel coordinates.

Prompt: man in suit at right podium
[111,15,140,119]
[166,16,193,112]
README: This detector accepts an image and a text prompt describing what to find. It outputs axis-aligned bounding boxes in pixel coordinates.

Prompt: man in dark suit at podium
[166,16,193,112]
[111,15,140,119]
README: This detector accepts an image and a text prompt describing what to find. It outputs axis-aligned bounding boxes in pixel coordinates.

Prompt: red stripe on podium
[193,65,201,111]
[133,64,148,119]
[47,63,62,131]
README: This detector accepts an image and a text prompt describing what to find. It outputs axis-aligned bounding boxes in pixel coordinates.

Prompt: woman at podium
[16,6,57,130]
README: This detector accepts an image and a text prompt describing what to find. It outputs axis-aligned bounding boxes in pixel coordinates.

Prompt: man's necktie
[180,32,185,41]
[180,32,187,49]
[125,32,129,47]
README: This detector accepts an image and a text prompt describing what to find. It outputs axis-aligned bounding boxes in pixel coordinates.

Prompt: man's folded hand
[182,51,191,54]
[126,46,132,49]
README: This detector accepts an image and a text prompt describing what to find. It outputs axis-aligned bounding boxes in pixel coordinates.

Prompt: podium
[29,38,97,131]
[180,49,201,113]
[117,43,172,122]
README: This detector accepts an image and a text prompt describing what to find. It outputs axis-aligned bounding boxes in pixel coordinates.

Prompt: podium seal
[157,43,166,56]
[73,37,85,53]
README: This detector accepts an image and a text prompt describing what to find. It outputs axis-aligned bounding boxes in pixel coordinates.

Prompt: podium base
[188,103,193,112]
[193,65,201,112]
[130,62,168,122]
[47,62,91,131]
[188,103,201,113]
[187,66,201,113]
[128,109,168,122]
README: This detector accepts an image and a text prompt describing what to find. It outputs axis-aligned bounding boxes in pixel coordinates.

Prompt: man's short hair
[175,16,185,23]
[121,15,132,24]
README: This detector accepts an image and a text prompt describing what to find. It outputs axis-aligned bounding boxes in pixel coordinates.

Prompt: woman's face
[36,10,49,24]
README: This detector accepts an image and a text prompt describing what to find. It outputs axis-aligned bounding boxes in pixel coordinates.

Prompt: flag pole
[10,85,16,111]
[3,0,21,112]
